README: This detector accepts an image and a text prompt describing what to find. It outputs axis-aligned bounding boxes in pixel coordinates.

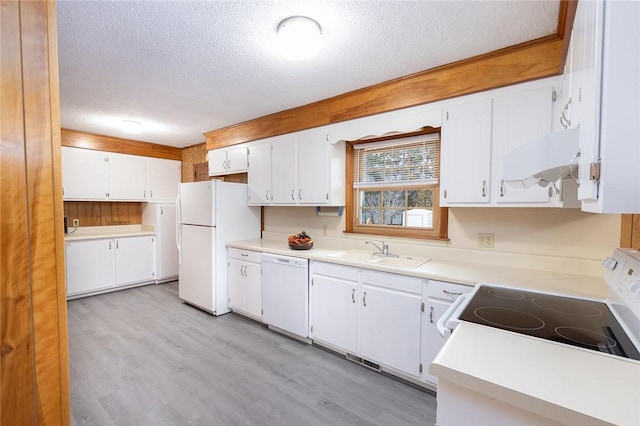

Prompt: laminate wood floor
[68,282,437,425]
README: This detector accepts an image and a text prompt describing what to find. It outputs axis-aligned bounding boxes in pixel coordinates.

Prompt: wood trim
[205,36,564,150]
[557,0,578,72]
[621,215,633,248]
[61,128,182,161]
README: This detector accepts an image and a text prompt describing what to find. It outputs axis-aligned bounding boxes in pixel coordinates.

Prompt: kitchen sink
[326,250,429,269]
[367,255,429,269]
[326,250,376,261]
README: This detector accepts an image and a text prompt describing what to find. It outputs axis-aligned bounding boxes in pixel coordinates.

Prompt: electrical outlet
[72,219,79,228]
[477,233,494,248]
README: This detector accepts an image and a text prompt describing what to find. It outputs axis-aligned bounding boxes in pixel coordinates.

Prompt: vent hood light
[502,127,580,188]
[277,16,322,61]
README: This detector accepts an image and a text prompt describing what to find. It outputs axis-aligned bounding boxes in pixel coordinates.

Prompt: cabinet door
[208,149,228,176]
[108,152,147,200]
[61,146,109,200]
[147,158,180,201]
[270,137,297,204]
[440,99,492,204]
[493,87,555,204]
[244,261,262,318]
[297,131,330,204]
[65,239,114,295]
[310,274,358,353]
[114,236,155,286]
[156,205,178,279]
[247,142,272,205]
[226,145,249,173]
[227,258,244,311]
[359,284,422,377]
[421,299,450,385]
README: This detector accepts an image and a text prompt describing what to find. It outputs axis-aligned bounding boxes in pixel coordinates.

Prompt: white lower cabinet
[309,262,359,353]
[66,235,156,298]
[227,248,262,319]
[360,270,423,378]
[65,239,115,296]
[309,261,424,379]
[421,280,472,386]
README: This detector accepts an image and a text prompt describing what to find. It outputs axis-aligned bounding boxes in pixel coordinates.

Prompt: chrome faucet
[366,240,398,257]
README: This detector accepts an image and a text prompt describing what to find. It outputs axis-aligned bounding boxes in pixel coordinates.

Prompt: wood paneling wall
[62,129,182,160]
[64,202,142,227]
[1,0,70,423]
[621,215,640,249]
[181,142,207,183]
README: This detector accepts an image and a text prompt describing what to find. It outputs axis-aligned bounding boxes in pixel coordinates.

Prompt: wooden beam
[61,129,182,161]
[205,36,564,150]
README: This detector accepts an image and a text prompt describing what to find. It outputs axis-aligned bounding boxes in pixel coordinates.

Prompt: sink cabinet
[360,270,423,378]
[309,261,425,379]
[309,262,359,353]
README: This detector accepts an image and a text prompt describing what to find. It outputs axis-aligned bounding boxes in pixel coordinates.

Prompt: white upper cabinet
[440,98,493,205]
[247,140,273,205]
[248,127,345,206]
[146,157,181,202]
[62,146,109,200]
[62,146,180,202]
[270,135,296,203]
[107,152,147,201]
[567,0,640,213]
[208,145,249,176]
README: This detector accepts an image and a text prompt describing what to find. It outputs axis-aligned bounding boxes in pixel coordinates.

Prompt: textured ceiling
[56,0,560,148]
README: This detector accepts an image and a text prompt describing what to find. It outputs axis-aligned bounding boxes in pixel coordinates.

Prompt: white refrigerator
[176,181,260,315]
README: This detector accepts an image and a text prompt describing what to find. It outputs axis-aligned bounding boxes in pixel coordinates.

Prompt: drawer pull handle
[442,290,463,296]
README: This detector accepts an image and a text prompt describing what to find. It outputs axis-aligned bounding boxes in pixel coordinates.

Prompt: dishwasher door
[261,253,309,338]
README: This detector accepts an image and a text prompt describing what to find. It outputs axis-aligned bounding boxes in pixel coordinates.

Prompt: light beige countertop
[431,322,640,426]
[64,225,155,241]
[228,237,608,299]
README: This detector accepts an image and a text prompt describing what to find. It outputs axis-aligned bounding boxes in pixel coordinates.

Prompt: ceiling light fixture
[277,16,322,61]
[121,120,142,134]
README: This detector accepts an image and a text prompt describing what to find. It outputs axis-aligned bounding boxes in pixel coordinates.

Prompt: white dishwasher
[261,253,309,339]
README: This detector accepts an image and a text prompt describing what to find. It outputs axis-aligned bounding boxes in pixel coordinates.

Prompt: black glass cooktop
[459,285,640,361]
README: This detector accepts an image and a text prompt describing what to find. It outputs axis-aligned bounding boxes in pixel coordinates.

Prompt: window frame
[345,127,448,240]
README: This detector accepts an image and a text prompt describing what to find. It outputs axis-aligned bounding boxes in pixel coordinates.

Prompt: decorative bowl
[288,240,314,250]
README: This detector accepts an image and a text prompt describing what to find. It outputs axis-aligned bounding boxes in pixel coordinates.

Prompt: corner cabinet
[227,248,262,320]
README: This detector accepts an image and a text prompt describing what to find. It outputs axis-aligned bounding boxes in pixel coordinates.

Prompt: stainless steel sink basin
[367,255,429,269]
[326,250,429,269]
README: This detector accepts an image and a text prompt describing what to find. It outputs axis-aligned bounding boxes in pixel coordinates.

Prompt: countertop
[64,225,155,241]
[430,322,640,426]
[228,238,609,299]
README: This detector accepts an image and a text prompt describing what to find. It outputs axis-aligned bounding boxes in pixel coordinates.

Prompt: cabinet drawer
[361,269,422,294]
[310,261,360,282]
[228,248,261,263]
[428,280,471,301]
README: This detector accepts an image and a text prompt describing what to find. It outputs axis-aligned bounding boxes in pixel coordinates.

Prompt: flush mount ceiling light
[121,120,142,134]
[277,16,322,61]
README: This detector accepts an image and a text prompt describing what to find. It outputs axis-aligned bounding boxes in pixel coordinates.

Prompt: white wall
[263,206,620,261]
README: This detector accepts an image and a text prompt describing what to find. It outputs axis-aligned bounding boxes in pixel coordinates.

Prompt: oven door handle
[437,293,469,337]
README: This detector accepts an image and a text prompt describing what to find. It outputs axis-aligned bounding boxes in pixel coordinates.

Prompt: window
[346,129,447,240]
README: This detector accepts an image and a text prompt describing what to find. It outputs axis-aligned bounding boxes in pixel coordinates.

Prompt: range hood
[502,127,580,188]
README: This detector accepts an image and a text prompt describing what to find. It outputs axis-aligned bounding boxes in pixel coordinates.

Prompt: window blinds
[353,134,440,188]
